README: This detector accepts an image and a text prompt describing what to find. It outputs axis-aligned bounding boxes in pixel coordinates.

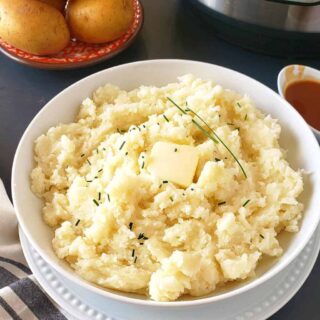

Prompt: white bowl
[277,64,320,142]
[12,60,320,308]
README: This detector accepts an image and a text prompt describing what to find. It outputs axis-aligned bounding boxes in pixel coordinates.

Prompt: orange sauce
[285,79,320,131]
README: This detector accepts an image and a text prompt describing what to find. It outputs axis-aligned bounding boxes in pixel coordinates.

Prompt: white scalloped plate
[19,227,320,320]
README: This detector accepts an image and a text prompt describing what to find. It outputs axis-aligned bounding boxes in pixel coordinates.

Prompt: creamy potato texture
[31,75,303,301]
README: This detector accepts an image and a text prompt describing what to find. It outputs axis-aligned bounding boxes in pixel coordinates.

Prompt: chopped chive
[81,154,85,157]
[169,196,174,202]
[163,180,168,184]
[138,126,141,132]
[141,162,145,169]
[85,179,92,183]
[191,188,194,191]
[137,233,144,240]
[139,242,144,245]
[163,114,169,122]
[98,169,103,173]
[103,147,106,151]
[143,125,146,128]
[159,184,162,188]
[182,193,185,196]
[93,199,99,206]
[94,176,98,179]
[237,102,242,108]
[129,222,133,230]
[245,114,248,121]
[260,234,265,239]
[119,141,126,150]
[132,249,135,257]
[98,192,101,201]
[87,159,91,165]
[107,194,110,202]
[134,256,137,263]
[75,219,80,226]
[215,158,221,162]
[143,235,149,240]
[174,148,178,152]
[243,199,250,207]
[167,98,247,178]
[218,201,226,206]
[125,152,128,156]
[96,149,99,154]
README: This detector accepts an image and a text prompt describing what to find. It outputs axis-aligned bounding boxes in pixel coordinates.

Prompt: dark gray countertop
[0,0,319,319]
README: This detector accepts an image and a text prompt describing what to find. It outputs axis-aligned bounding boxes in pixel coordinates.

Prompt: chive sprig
[167,97,247,178]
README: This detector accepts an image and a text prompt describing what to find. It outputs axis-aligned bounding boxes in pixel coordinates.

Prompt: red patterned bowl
[0,0,143,70]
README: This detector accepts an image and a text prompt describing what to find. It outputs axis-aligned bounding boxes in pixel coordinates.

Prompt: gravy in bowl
[285,80,320,131]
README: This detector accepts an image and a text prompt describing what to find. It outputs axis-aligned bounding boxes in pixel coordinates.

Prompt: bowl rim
[12,59,320,307]
[277,64,320,136]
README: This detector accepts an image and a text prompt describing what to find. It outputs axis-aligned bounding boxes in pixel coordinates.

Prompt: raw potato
[67,0,134,43]
[40,0,67,12]
[0,0,70,55]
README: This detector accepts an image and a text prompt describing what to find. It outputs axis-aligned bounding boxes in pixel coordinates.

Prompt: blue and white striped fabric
[0,180,69,320]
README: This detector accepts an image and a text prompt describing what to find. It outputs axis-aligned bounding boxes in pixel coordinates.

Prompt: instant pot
[190,0,320,57]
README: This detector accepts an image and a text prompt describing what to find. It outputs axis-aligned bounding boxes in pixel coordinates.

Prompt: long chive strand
[167,97,247,178]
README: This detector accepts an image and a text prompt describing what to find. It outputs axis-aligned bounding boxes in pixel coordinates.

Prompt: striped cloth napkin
[0,179,71,320]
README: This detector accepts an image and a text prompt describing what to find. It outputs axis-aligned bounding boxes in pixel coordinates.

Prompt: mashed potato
[31,75,303,301]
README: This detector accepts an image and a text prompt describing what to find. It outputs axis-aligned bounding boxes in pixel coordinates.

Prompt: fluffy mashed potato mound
[31,75,303,301]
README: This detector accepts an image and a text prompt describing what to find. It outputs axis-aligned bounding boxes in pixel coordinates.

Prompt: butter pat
[148,142,199,188]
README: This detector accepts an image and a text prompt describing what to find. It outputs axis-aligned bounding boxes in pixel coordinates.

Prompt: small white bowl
[12,60,320,308]
[277,64,320,142]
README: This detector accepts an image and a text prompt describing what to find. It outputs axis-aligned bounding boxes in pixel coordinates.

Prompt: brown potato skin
[66,0,134,44]
[0,0,70,55]
[40,0,67,12]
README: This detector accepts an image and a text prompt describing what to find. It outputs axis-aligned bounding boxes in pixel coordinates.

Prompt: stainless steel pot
[196,0,320,32]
